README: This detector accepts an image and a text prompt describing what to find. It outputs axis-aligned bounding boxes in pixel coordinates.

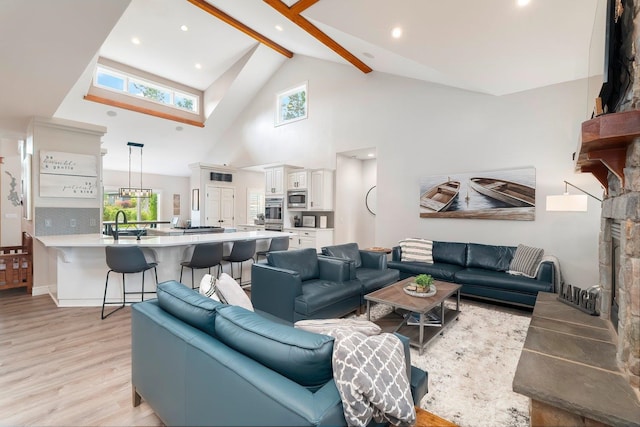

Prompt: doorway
[335,148,377,247]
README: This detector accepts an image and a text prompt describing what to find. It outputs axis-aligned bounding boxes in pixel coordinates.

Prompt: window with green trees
[103,191,158,222]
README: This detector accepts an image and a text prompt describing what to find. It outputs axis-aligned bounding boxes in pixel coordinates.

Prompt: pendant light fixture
[119,141,152,198]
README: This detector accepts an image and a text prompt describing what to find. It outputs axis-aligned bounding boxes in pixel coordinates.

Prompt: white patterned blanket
[331,330,415,427]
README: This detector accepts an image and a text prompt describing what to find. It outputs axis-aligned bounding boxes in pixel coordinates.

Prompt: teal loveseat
[131,281,428,426]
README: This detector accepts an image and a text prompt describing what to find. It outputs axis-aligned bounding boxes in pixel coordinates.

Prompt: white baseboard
[31,285,50,296]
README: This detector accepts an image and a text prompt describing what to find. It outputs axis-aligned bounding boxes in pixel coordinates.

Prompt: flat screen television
[597,0,632,115]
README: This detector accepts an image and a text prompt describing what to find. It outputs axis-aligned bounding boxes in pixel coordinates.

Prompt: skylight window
[94,65,199,114]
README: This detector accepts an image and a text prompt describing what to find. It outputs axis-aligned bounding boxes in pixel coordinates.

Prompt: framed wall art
[275,81,308,126]
[419,167,536,221]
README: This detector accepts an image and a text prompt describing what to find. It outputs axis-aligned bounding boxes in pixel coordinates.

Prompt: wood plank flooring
[0,289,163,426]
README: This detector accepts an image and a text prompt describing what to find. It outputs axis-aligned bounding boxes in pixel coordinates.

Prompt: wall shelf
[577,109,640,192]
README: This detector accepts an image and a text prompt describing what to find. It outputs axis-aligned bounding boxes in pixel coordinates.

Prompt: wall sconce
[546,181,602,212]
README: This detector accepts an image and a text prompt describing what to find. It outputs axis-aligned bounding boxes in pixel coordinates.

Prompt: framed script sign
[40,151,97,177]
[39,175,98,198]
[39,150,98,198]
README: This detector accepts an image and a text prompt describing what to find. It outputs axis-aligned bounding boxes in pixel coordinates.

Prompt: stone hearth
[599,141,640,392]
[513,293,640,427]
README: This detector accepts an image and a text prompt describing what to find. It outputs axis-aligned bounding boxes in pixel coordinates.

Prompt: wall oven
[264,197,283,225]
[287,190,308,209]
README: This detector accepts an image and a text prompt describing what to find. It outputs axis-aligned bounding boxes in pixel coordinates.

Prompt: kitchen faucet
[113,210,127,241]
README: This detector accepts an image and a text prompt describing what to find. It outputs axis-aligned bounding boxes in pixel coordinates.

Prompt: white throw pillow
[199,274,220,302]
[216,273,254,311]
[399,238,433,263]
[294,318,381,337]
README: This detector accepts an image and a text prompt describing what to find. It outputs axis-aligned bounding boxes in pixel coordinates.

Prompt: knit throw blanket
[331,330,416,427]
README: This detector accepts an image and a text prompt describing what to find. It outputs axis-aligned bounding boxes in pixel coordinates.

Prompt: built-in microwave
[287,190,308,209]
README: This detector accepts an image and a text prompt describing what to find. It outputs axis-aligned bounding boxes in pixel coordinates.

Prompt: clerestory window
[94,65,199,114]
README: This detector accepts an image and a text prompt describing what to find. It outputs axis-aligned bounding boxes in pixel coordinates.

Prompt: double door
[205,185,234,227]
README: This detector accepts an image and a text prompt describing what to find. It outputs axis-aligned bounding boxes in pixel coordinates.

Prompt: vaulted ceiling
[0,0,602,176]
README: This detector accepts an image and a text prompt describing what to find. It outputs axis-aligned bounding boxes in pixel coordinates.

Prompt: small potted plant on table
[414,274,435,294]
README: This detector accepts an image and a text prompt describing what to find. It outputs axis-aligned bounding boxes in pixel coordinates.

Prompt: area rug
[356,300,531,427]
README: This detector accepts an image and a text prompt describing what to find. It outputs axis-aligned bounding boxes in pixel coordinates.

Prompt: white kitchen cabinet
[265,166,284,196]
[309,169,334,210]
[287,170,309,190]
[284,228,333,252]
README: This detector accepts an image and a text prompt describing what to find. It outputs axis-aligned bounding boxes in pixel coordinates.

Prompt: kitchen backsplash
[35,207,101,236]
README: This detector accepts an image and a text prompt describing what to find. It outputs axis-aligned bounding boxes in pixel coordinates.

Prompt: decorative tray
[403,283,437,298]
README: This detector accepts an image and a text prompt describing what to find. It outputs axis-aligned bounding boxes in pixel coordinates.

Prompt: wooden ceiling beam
[290,0,319,14]
[264,0,373,74]
[186,0,293,58]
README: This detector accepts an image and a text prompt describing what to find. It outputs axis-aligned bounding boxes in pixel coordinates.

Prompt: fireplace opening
[611,221,621,333]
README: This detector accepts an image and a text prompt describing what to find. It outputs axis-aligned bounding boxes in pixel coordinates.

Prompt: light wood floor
[0,289,163,426]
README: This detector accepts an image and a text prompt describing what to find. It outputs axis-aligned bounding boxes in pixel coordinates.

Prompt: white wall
[102,169,190,224]
[215,55,602,286]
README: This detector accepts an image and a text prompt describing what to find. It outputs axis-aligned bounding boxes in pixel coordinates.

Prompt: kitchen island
[37,230,289,307]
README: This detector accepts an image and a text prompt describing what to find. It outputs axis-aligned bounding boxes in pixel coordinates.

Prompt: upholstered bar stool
[102,246,158,319]
[222,239,256,287]
[179,242,223,289]
[254,236,289,262]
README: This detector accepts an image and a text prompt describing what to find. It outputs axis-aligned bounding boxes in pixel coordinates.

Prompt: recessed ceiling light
[275,25,283,31]
[106,110,117,117]
[131,37,141,45]
[367,153,374,157]
[195,63,202,69]
[363,52,375,59]
[180,25,189,31]
[391,27,402,39]
[176,126,184,131]
[517,0,530,6]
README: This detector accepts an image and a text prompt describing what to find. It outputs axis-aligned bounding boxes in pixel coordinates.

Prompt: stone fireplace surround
[513,2,640,424]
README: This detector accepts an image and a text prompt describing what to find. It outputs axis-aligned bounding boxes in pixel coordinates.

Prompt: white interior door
[220,187,234,227]
[205,185,234,227]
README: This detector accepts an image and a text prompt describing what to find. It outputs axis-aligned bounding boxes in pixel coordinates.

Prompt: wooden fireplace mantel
[577,109,640,192]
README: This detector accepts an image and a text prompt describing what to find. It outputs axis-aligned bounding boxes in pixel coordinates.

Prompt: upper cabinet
[288,170,309,190]
[309,169,334,210]
[265,166,285,196]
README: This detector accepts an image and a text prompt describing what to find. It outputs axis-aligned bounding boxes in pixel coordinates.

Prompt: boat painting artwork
[419,167,535,220]
[420,180,461,212]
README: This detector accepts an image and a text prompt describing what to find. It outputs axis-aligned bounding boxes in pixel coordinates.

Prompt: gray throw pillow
[509,244,544,277]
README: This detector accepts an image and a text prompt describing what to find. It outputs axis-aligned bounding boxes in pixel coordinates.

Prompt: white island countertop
[37,230,290,248]
[36,230,290,307]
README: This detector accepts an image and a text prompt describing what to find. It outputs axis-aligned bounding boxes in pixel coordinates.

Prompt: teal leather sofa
[131,281,428,426]
[388,241,555,307]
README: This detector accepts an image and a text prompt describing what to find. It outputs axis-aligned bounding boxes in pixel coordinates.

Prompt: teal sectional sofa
[131,281,428,426]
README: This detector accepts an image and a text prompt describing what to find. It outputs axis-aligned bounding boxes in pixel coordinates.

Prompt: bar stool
[102,246,158,319]
[254,236,289,262]
[179,242,223,289]
[222,239,256,287]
